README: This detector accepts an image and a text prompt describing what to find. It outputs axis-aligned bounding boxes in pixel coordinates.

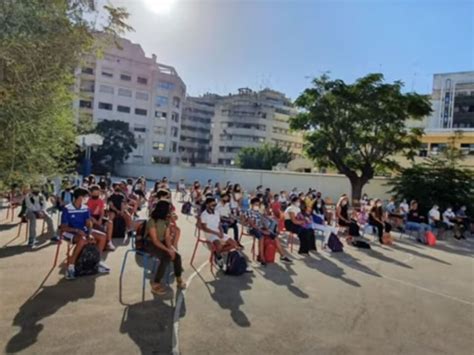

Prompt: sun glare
[144,0,176,14]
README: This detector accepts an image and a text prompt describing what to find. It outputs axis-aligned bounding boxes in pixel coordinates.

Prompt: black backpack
[181,201,192,215]
[225,251,248,276]
[327,233,344,252]
[75,244,100,277]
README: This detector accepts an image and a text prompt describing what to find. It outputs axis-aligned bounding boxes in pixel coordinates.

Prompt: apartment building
[74,36,186,165]
[210,88,303,166]
[180,94,221,165]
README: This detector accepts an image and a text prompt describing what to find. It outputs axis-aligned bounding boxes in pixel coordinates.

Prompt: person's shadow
[208,272,254,327]
[5,276,98,353]
[259,263,309,299]
[302,253,362,287]
[119,293,176,354]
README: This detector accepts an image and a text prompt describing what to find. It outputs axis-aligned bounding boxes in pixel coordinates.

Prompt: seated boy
[61,187,110,280]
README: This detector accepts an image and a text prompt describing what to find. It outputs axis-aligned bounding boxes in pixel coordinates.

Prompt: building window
[134,126,146,133]
[101,70,113,78]
[171,127,178,137]
[154,126,167,135]
[137,76,148,85]
[172,97,180,108]
[155,111,167,119]
[98,102,112,110]
[155,96,169,107]
[171,112,179,123]
[99,85,114,94]
[135,91,149,101]
[135,108,147,116]
[79,100,92,108]
[117,105,131,113]
[157,81,175,90]
[82,67,94,74]
[170,142,178,153]
[153,142,165,151]
[118,88,132,97]
[152,156,170,164]
[120,73,132,81]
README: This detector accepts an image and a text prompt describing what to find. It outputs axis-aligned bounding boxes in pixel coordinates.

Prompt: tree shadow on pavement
[258,263,309,299]
[432,239,474,257]
[119,294,175,355]
[391,244,451,265]
[364,248,413,269]
[302,254,362,287]
[0,235,53,258]
[5,275,99,353]
[207,272,254,327]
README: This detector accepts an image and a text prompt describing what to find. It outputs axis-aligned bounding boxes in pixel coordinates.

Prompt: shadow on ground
[302,254,362,287]
[258,262,309,299]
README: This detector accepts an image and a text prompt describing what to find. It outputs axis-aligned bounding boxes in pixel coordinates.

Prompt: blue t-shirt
[61,203,91,232]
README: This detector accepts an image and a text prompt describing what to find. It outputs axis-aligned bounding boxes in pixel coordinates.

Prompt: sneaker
[28,241,38,249]
[98,265,110,274]
[215,255,224,269]
[50,236,60,243]
[257,255,267,266]
[65,267,76,280]
[106,241,116,251]
[98,261,110,272]
[280,256,293,264]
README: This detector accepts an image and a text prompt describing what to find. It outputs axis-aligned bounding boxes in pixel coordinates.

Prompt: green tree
[236,143,293,170]
[0,0,131,189]
[91,120,137,174]
[291,73,432,201]
[389,158,474,217]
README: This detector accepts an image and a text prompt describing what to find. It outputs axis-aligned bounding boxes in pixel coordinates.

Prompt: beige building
[210,88,303,166]
[74,36,186,165]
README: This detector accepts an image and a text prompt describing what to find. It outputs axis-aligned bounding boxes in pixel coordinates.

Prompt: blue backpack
[225,251,248,276]
[327,233,344,253]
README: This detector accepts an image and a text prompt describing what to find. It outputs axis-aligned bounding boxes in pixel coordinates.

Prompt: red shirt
[271,201,282,218]
[87,198,105,218]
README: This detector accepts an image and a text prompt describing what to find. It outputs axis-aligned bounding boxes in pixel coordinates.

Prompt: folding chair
[190,225,216,273]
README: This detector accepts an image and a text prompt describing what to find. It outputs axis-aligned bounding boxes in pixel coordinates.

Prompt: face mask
[461,207,467,211]
[32,191,40,195]
[376,203,382,207]
[115,189,121,193]
[317,203,322,208]
[91,195,99,200]
[294,202,300,208]
[341,201,347,206]
[252,205,260,211]
[447,208,452,212]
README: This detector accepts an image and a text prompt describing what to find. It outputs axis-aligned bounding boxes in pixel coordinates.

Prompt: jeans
[406,221,431,234]
[145,244,183,283]
[221,219,239,241]
[26,211,54,244]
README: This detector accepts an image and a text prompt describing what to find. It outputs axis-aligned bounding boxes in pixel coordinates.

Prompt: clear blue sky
[110,0,473,99]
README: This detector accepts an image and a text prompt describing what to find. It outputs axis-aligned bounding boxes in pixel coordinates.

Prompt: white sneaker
[106,241,116,251]
[98,261,110,272]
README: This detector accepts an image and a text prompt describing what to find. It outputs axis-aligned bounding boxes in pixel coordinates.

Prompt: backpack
[425,231,436,246]
[352,240,371,249]
[382,232,394,245]
[264,237,277,263]
[181,201,192,215]
[225,251,248,276]
[327,233,344,252]
[75,244,100,277]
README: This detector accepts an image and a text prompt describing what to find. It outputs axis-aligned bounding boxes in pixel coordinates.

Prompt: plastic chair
[278,216,297,253]
[190,225,216,273]
[238,225,256,260]
[17,216,47,243]
[53,231,72,267]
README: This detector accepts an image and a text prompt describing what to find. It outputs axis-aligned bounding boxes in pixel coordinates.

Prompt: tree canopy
[0,0,131,189]
[290,73,432,201]
[90,120,137,174]
[236,143,293,170]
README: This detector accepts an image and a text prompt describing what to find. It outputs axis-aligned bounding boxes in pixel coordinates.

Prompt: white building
[74,36,186,165]
[210,88,303,166]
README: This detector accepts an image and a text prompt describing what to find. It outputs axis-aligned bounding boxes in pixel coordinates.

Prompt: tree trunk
[350,178,365,205]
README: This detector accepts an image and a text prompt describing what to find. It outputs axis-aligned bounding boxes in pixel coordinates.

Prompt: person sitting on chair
[60,187,109,280]
[217,192,241,247]
[25,185,57,247]
[442,206,463,240]
[199,197,240,269]
[284,196,316,255]
[87,185,115,251]
[144,200,186,295]
[368,199,392,244]
[406,200,431,242]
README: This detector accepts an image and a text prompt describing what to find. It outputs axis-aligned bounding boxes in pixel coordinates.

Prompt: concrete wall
[117,164,392,201]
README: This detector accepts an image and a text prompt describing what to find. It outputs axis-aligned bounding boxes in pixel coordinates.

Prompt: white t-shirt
[400,202,409,214]
[284,205,301,220]
[200,210,221,238]
[442,210,455,225]
[216,202,231,218]
[428,208,440,224]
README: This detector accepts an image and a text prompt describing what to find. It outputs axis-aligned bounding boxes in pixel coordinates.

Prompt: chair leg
[53,239,62,267]
[251,238,256,260]
[190,238,200,267]
[142,254,149,301]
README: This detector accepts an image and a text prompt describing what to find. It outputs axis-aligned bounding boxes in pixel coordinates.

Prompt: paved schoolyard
[0,199,473,355]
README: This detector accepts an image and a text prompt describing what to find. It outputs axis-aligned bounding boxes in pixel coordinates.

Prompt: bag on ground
[75,244,100,277]
[382,232,394,245]
[327,233,343,252]
[351,240,371,249]
[181,201,192,215]
[264,237,277,263]
[225,250,248,276]
[425,231,437,246]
